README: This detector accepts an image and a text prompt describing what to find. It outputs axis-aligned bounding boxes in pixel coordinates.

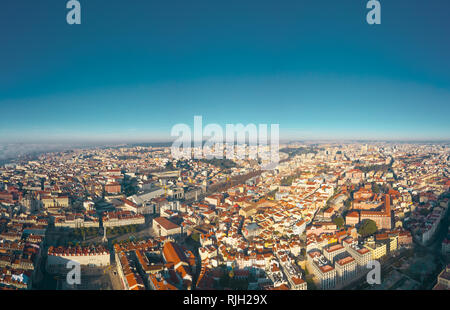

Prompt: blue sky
[0,0,449,143]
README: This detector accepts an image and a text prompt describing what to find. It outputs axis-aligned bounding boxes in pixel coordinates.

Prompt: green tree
[333,216,345,229]
[344,199,351,209]
[165,161,175,170]
[358,219,378,237]
[191,233,200,243]
[372,183,381,194]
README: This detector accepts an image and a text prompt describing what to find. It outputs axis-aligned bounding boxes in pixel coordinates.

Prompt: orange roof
[162,242,186,265]
[154,217,180,230]
[291,276,305,285]
[346,211,359,218]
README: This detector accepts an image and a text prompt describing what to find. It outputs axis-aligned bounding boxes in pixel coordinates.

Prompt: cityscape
[0,142,449,290]
[1,0,449,296]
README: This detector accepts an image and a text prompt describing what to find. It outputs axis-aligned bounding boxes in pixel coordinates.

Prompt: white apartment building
[421,208,444,244]
[335,255,357,285]
[389,236,398,252]
[103,212,145,227]
[152,217,182,237]
[293,219,306,235]
[323,244,346,264]
[46,246,110,273]
[307,250,336,290]
[343,238,371,272]
[364,239,387,260]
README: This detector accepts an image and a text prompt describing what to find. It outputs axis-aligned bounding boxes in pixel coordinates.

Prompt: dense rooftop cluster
[0,142,448,290]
